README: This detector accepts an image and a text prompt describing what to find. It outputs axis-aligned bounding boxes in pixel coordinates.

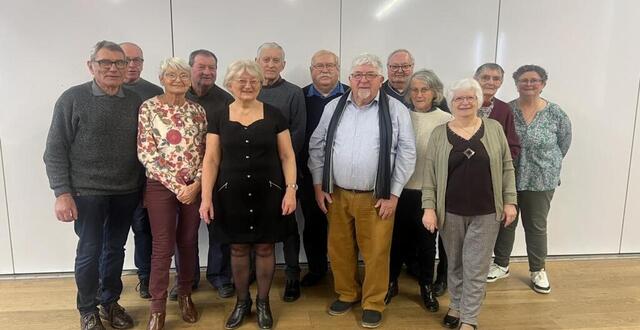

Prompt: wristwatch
[286,183,299,191]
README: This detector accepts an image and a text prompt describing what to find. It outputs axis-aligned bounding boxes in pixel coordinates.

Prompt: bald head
[120,42,145,83]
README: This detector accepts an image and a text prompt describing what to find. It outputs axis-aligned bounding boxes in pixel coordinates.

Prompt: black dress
[208,103,289,243]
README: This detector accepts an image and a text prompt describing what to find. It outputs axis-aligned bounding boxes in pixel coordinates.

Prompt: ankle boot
[420,284,440,312]
[177,294,198,323]
[225,297,252,330]
[146,312,165,330]
[256,297,273,329]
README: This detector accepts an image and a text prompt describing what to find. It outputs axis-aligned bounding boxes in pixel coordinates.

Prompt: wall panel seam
[0,139,16,274]
[620,79,640,253]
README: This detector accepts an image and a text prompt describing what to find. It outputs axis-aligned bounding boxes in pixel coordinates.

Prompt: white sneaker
[531,269,551,294]
[486,263,509,282]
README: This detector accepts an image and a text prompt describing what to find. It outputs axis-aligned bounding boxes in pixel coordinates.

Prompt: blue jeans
[74,192,138,315]
[131,204,152,280]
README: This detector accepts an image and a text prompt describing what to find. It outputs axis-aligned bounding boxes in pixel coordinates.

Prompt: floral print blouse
[137,96,207,194]
[509,100,572,191]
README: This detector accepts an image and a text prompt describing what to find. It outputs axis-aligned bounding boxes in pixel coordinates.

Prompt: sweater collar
[92,80,125,98]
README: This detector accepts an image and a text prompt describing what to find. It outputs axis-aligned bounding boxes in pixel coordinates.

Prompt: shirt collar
[92,80,125,98]
[346,90,380,107]
[307,82,345,98]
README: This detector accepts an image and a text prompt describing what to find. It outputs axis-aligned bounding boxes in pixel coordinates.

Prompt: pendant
[463,148,475,159]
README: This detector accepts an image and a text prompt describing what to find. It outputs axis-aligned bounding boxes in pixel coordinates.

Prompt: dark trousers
[300,181,328,275]
[282,213,301,281]
[131,204,152,280]
[390,189,437,286]
[144,180,200,312]
[74,191,138,315]
[437,234,447,282]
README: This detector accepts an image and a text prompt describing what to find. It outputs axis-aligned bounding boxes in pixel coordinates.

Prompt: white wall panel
[497,0,640,255]
[341,0,500,86]
[622,82,640,253]
[0,0,173,273]
[0,141,14,274]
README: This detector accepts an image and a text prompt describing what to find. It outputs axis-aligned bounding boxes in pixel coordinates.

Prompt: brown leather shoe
[146,312,165,330]
[99,302,134,329]
[178,294,198,323]
[81,312,105,330]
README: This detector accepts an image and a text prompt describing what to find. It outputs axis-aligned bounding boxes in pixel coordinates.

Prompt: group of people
[43,40,571,330]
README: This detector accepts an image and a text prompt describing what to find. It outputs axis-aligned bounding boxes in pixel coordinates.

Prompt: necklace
[452,117,480,137]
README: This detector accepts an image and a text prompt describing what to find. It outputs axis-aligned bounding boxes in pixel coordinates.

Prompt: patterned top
[509,100,572,191]
[137,96,207,194]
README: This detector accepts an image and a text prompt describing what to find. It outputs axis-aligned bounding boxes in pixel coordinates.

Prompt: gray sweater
[43,81,144,197]
[123,78,163,102]
[257,78,306,155]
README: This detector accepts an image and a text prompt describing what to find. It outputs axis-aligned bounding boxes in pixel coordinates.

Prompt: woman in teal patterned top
[486,64,571,295]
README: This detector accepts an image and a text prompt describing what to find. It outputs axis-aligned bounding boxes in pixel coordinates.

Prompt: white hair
[350,53,384,75]
[446,78,484,106]
[158,57,190,79]
[256,42,285,61]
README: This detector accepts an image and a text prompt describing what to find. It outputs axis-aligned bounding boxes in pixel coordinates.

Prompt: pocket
[216,182,229,192]
[268,180,282,191]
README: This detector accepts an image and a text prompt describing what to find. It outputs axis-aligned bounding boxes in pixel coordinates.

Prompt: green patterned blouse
[509,100,572,191]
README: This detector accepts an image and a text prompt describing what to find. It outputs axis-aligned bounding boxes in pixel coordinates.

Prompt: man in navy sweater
[300,50,349,287]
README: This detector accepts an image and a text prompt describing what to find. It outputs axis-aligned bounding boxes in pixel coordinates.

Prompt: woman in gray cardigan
[421,78,517,330]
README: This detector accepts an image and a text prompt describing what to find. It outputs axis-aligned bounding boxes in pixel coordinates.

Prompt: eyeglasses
[388,64,413,71]
[92,59,127,70]
[126,57,144,66]
[164,72,190,81]
[410,87,432,94]
[312,63,337,70]
[452,96,477,103]
[478,75,502,83]
[235,79,259,86]
[350,72,379,81]
[517,78,543,85]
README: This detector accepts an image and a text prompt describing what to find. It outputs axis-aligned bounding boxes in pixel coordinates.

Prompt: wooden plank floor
[1,258,639,329]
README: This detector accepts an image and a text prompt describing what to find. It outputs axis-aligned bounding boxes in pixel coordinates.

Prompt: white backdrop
[1,0,638,274]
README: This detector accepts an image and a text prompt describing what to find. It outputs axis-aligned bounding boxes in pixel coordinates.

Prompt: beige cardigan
[421,118,517,229]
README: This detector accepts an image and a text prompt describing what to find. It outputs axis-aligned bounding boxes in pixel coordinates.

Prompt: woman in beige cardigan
[421,78,517,330]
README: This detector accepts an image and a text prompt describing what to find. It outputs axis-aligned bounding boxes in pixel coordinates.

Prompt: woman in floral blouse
[487,64,572,295]
[137,57,207,329]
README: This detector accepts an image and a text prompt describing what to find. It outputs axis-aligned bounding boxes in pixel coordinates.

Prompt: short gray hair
[387,49,414,65]
[311,49,340,68]
[513,64,548,83]
[158,57,191,79]
[350,53,384,76]
[446,78,484,107]
[224,59,264,89]
[189,49,218,66]
[474,63,504,78]
[256,42,285,61]
[90,40,124,61]
[405,69,444,106]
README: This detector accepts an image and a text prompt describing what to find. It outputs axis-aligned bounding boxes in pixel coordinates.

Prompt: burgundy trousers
[144,179,200,312]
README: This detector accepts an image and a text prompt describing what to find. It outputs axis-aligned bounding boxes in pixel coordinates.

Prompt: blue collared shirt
[307,83,346,99]
[308,91,416,197]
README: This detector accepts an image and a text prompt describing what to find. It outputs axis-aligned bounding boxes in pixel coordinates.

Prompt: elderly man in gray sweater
[43,40,143,330]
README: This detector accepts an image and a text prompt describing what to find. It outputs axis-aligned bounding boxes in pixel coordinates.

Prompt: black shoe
[283,279,301,302]
[361,309,382,328]
[99,302,134,329]
[218,283,235,298]
[137,278,151,299]
[300,272,325,287]
[327,299,355,316]
[256,297,273,329]
[420,284,439,312]
[225,297,252,329]
[81,312,105,330]
[433,278,447,297]
[443,309,460,329]
[384,280,398,305]
[168,284,178,301]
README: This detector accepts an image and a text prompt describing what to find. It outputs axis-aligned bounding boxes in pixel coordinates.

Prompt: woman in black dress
[199,59,297,330]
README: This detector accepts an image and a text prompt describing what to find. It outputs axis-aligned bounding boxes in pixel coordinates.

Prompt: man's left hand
[375,194,399,219]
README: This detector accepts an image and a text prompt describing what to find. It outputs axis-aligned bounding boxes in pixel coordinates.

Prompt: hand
[281,189,297,215]
[177,181,201,204]
[502,204,517,227]
[374,194,398,219]
[422,208,438,233]
[314,184,333,214]
[199,199,214,224]
[54,193,78,222]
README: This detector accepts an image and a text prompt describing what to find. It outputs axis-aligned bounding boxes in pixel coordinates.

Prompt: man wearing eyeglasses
[383,49,449,112]
[255,42,307,302]
[299,50,349,288]
[117,42,163,301]
[308,53,416,328]
[44,40,143,330]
